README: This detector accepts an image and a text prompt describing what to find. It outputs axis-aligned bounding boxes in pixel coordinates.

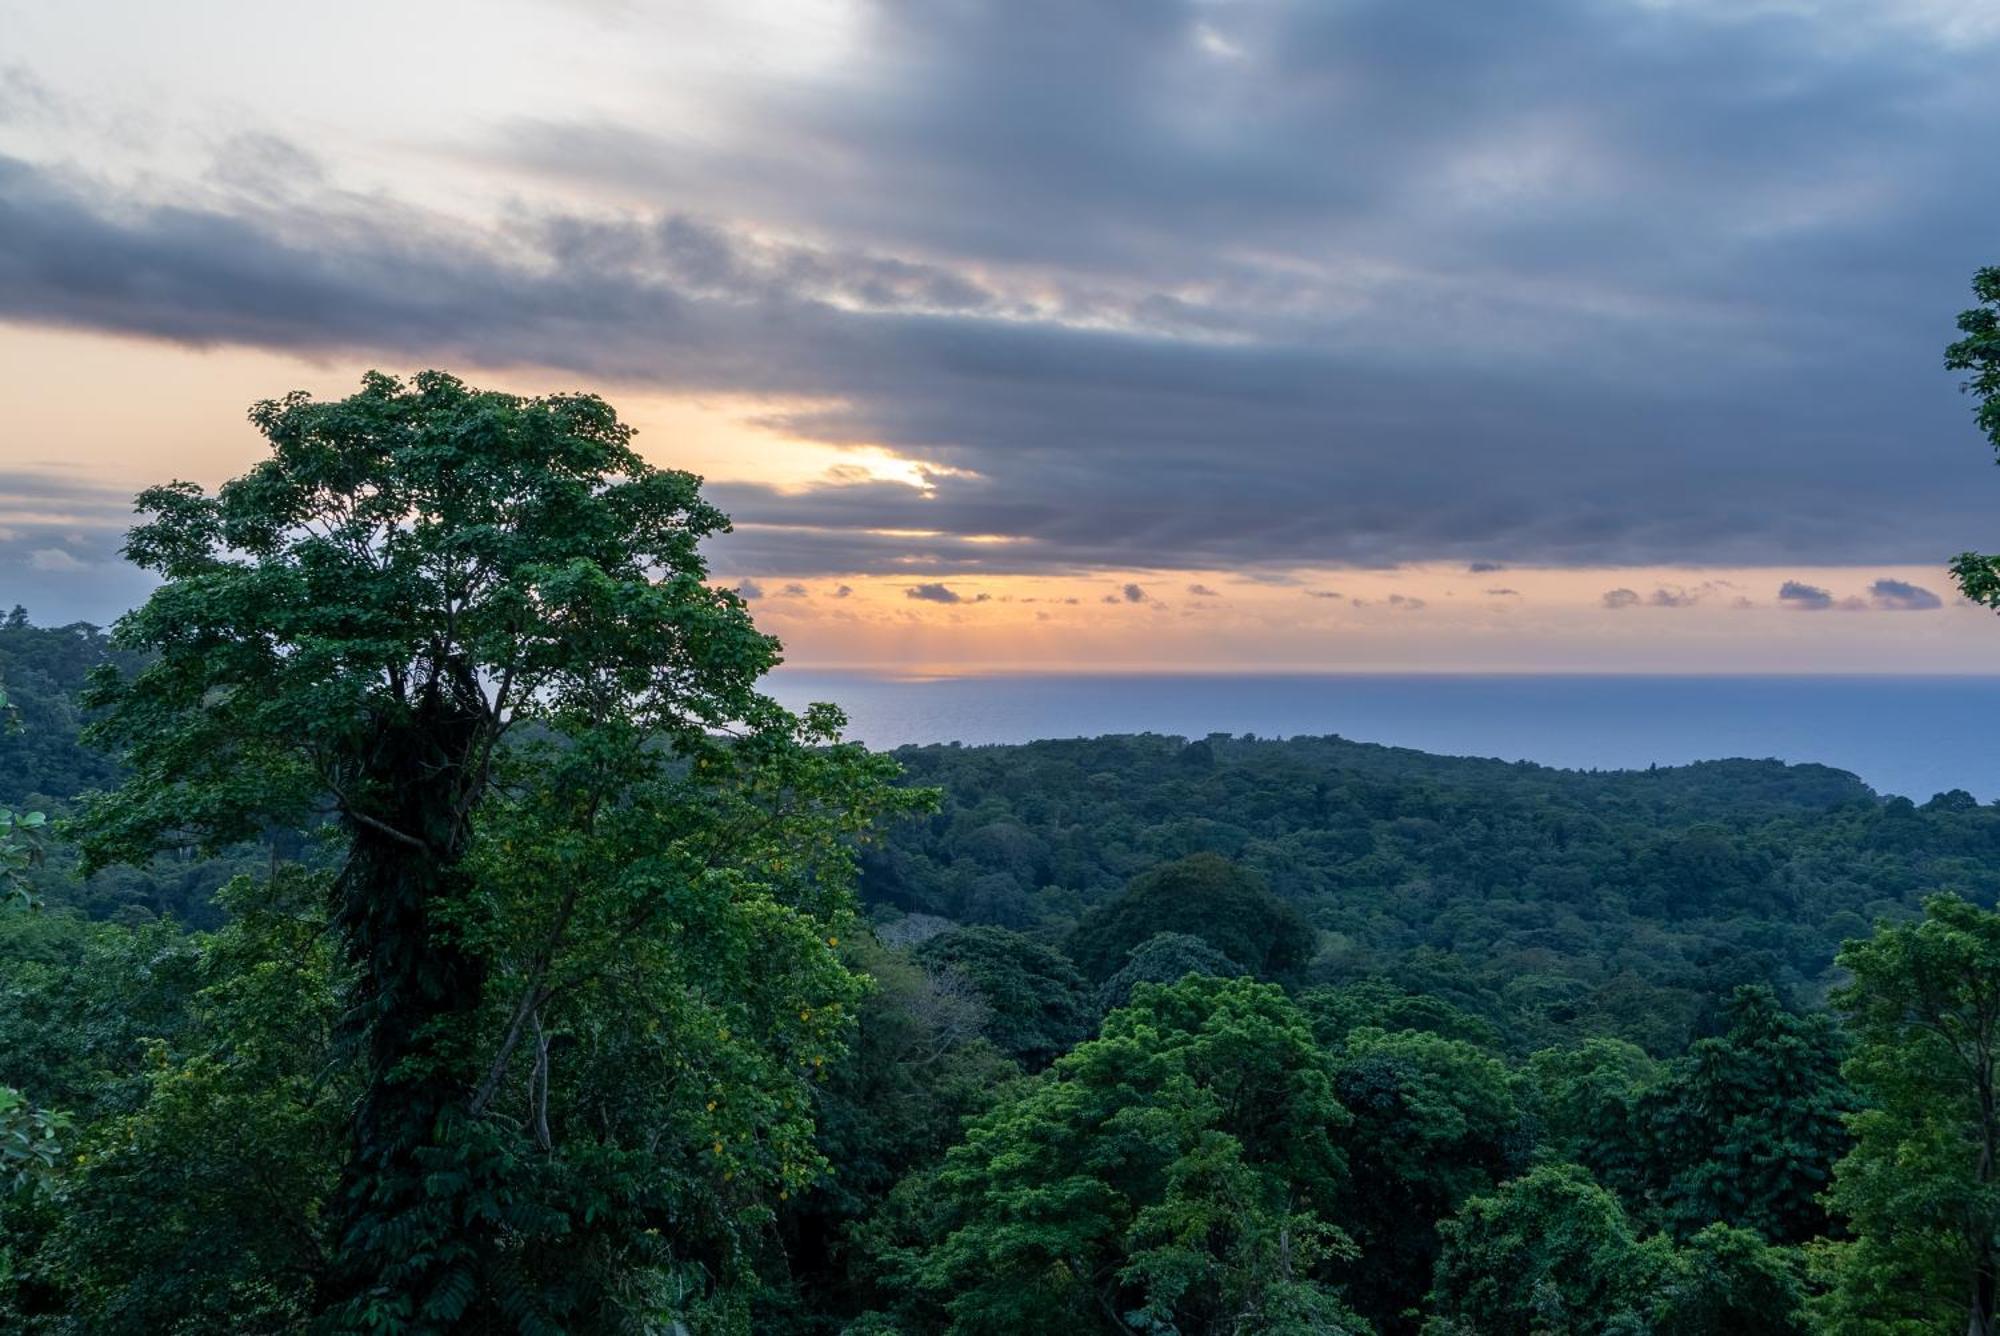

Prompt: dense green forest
[2,267,2000,1333]
[866,733,2000,1056]
[4,594,1999,1334]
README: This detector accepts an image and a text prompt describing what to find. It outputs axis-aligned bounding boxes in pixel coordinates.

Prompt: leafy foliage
[0,684,48,912]
[1301,979,1502,1051]
[0,1089,68,1197]
[1329,1027,1524,1332]
[1819,893,2000,1335]
[57,372,924,1331]
[24,873,345,1332]
[914,925,1092,1069]
[1426,1164,1665,1335]
[883,976,1362,1333]
[1637,984,1852,1243]
[1652,1224,1809,1336]
[869,733,2000,1053]
[771,937,1014,1324]
[1095,931,1246,1016]
[1521,1038,1660,1200]
[1066,852,1316,983]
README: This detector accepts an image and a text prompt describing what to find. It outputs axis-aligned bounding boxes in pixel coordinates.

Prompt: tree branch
[345,806,429,852]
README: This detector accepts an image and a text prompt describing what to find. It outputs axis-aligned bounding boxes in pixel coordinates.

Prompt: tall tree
[914,925,1091,1069]
[1856,265,2000,1336]
[1096,931,1245,1016]
[1821,894,2000,1336]
[1426,1164,1667,1336]
[1328,1026,1523,1334]
[1948,266,2000,606]
[1522,1038,1660,1205]
[76,372,915,1330]
[1066,853,1315,983]
[892,975,1362,1333]
[1638,985,1853,1243]
[1650,1224,1809,1336]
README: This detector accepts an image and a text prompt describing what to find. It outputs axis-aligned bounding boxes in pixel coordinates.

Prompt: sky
[4,0,2000,673]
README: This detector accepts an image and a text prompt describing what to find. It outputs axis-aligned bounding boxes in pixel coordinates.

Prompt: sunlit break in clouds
[4,0,2000,669]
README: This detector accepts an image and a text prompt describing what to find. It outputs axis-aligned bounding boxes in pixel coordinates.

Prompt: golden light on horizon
[3,331,1990,677]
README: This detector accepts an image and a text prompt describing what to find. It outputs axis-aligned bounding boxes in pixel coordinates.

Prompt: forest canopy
[12,584,2000,1330]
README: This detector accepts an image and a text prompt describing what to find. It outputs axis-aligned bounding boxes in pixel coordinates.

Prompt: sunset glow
[5,0,1999,672]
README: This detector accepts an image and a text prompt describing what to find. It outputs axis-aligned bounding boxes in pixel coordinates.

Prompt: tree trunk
[319,690,491,1328]
[1974,1061,1999,1336]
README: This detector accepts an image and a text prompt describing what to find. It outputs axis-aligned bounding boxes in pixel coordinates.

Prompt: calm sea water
[763,672,2000,803]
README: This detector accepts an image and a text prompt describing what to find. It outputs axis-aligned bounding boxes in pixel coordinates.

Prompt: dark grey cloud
[5,0,2000,586]
[1602,588,1641,608]
[1120,583,1148,603]
[734,578,764,600]
[1186,583,1219,596]
[1870,576,1944,610]
[1778,580,1835,610]
[904,582,963,603]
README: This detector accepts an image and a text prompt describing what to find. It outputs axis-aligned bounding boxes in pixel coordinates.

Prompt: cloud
[734,578,764,600]
[1305,589,1344,600]
[1605,583,1727,609]
[1121,583,1148,603]
[904,582,963,603]
[0,66,60,126]
[1468,562,1505,573]
[1870,577,1944,610]
[832,584,854,598]
[26,548,88,572]
[1387,594,1426,611]
[208,132,328,202]
[1778,580,1835,610]
[1485,587,1519,596]
[4,0,2000,583]
[0,469,154,624]
[1186,583,1219,596]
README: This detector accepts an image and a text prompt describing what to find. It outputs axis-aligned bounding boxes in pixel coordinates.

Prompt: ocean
[763,672,2000,803]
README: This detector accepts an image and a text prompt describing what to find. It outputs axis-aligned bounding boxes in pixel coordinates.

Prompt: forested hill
[10,608,1996,1053]
[863,732,1999,1052]
[8,610,2000,1324]
[0,612,138,809]
[0,613,274,927]
[10,606,1995,1051]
